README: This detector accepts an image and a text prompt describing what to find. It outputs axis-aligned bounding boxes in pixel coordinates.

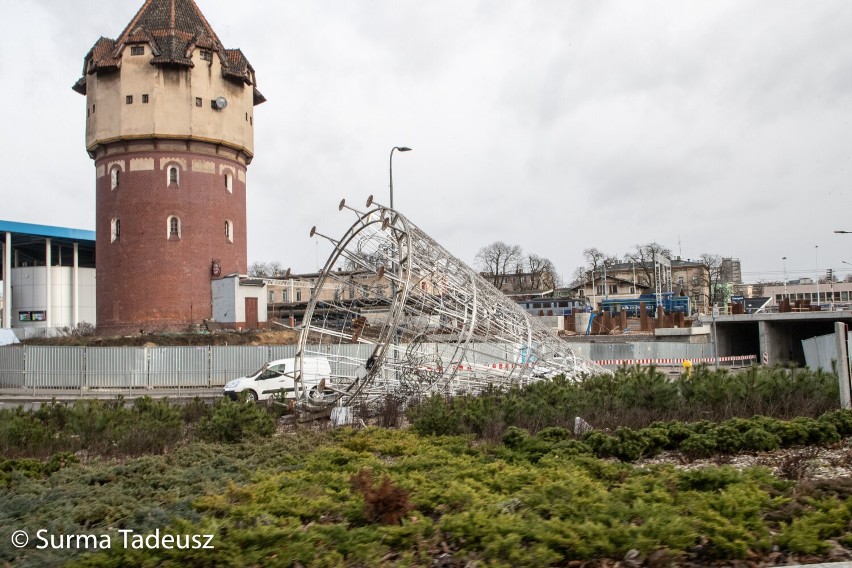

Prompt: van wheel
[245,390,258,403]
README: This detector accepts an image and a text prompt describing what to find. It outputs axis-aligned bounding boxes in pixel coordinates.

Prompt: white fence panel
[87,347,148,389]
[0,346,25,387]
[149,346,209,388]
[269,344,298,362]
[210,346,270,387]
[26,346,85,389]
[803,333,837,372]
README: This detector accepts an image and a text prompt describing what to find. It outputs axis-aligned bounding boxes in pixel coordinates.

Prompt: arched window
[224,172,233,193]
[167,216,181,239]
[224,219,234,243]
[110,167,120,190]
[167,166,179,186]
[111,218,120,242]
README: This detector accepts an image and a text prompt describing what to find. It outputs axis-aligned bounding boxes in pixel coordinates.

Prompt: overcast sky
[2,0,852,284]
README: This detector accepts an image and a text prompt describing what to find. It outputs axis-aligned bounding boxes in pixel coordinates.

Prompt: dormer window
[130,46,144,56]
[200,49,212,62]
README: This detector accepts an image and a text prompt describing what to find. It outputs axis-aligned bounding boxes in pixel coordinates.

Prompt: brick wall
[95,145,247,333]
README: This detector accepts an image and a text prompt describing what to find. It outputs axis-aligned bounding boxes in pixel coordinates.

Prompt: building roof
[0,220,95,244]
[73,0,265,105]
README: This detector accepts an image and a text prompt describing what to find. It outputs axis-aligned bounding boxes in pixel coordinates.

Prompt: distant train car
[600,293,690,316]
[517,297,591,317]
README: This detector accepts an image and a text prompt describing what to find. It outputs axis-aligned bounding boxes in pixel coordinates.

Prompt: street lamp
[782,256,788,300]
[389,146,412,209]
[815,245,821,306]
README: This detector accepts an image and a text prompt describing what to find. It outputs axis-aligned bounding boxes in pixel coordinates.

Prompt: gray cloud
[2,0,852,283]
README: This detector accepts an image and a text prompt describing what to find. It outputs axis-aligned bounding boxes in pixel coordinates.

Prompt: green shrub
[680,433,717,460]
[741,427,781,453]
[535,426,572,443]
[637,426,670,456]
[583,427,649,462]
[818,409,852,437]
[502,426,529,449]
[181,397,212,423]
[713,424,746,454]
[614,365,679,414]
[0,452,77,488]
[119,397,183,454]
[549,439,592,457]
[197,398,275,443]
[407,395,463,436]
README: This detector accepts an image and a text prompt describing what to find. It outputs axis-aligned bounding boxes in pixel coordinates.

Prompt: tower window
[111,218,120,242]
[167,166,179,186]
[130,45,144,56]
[200,49,212,62]
[92,104,96,114]
[225,220,233,243]
[224,172,233,193]
[110,167,120,190]
[126,95,133,104]
[167,216,181,240]
[142,94,149,103]
[195,97,202,107]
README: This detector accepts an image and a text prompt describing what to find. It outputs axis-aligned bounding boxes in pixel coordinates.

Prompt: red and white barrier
[595,355,758,367]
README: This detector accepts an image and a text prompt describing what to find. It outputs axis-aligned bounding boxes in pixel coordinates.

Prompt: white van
[223,357,333,402]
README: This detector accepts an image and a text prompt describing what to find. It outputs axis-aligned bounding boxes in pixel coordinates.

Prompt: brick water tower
[73,0,265,333]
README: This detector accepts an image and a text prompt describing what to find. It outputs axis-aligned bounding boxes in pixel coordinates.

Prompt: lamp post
[389,146,412,210]
[782,256,788,301]
[816,245,821,306]
[388,146,410,384]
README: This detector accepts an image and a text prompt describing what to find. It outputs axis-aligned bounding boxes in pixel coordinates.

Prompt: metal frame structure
[293,196,606,411]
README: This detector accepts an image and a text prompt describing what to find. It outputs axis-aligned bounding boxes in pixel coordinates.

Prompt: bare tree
[248,261,271,277]
[527,254,560,291]
[582,248,608,275]
[624,242,672,288]
[567,249,615,295]
[268,261,286,277]
[248,261,287,278]
[692,253,728,311]
[476,241,523,290]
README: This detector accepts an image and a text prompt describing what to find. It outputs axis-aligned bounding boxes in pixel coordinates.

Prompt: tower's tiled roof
[73,0,265,105]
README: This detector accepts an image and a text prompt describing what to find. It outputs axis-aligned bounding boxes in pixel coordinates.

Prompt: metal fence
[0,345,296,392]
[0,341,755,393]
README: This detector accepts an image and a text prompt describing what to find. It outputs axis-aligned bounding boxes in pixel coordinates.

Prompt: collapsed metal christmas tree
[293,196,607,411]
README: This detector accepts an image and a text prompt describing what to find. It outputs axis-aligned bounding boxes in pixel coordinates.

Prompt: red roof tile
[73,0,264,104]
